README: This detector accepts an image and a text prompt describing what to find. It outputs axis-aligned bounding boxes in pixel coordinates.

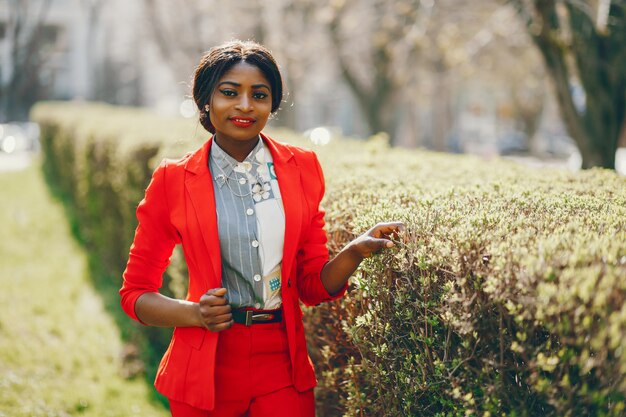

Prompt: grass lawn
[0,160,169,417]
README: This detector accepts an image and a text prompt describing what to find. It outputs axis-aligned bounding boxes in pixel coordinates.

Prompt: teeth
[234,118,252,123]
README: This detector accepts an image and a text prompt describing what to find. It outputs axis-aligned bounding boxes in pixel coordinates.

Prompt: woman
[120,40,402,417]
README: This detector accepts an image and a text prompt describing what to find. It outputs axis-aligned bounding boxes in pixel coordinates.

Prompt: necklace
[211,154,266,199]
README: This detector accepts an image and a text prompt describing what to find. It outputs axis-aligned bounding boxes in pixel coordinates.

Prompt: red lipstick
[229,117,255,128]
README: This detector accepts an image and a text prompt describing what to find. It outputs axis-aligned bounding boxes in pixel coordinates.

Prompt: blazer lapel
[263,134,302,288]
[184,138,222,288]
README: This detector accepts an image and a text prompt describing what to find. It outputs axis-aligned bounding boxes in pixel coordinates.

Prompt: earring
[204,104,210,113]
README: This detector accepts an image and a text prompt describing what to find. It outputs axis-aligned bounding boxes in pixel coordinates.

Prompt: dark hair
[192,40,283,133]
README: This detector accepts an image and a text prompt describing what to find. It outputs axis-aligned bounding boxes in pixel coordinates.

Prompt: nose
[235,94,253,112]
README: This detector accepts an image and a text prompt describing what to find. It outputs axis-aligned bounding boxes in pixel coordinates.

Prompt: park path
[0,160,169,417]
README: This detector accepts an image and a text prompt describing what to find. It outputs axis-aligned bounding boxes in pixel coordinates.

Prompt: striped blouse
[209,137,285,309]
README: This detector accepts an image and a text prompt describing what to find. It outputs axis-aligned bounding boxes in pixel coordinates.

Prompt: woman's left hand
[320,221,404,295]
[346,222,405,260]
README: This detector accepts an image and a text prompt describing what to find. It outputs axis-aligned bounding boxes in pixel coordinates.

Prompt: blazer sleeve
[295,152,348,306]
[120,159,181,323]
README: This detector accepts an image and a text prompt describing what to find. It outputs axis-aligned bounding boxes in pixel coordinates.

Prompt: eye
[253,92,269,100]
[220,89,236,97]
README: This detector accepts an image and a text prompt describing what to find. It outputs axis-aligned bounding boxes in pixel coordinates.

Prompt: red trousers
[169,321,315,417]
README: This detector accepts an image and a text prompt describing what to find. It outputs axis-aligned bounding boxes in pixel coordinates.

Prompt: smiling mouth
[230,117,255,127]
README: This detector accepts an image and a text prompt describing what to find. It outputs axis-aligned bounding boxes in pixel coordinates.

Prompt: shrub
[33,102,626,416]
[309,137,626,416]
[33,102,199,388]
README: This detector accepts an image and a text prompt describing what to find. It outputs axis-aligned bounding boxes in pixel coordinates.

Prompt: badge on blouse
[263,264,282,310]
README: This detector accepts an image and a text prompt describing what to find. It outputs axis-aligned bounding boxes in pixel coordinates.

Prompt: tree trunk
[0,0,53,122]
[326,2,399,142]
[361,90,395,139]
[619,117,626,148]
[514,0,626,169]
[329,38,394,139]
[537,36,611,168]
[432,59,452,152]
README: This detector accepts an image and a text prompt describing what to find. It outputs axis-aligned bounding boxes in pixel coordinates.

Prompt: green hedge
[33,102,626,416]
[32,102,199,395]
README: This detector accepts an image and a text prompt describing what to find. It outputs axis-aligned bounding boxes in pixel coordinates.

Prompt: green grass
[0,160,169,417]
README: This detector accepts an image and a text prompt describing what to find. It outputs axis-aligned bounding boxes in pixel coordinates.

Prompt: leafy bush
[32,102,199,388]
[309,137,626,416]
[33,102,626,416]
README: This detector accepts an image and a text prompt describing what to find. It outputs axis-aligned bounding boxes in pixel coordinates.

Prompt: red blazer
[120,133,347,410]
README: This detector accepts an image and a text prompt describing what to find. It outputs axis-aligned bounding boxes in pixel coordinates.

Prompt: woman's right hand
[197,288,234,332]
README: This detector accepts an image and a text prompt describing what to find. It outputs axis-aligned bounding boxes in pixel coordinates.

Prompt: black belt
[232,308,283,326]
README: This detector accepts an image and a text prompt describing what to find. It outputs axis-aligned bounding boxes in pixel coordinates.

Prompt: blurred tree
[458,6,546,154]
[137,0,548,153]
[141,0,271,84]
[511,0,626,169]
[316,0,429,142]
[142,0,218,77]
[311,0,545,150]
[0,0,57,122]
[79,0,105,100]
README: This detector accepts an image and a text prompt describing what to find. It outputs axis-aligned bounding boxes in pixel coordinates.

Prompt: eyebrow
[218,81,270,90]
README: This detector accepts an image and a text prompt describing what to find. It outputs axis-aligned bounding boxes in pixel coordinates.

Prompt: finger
[201,295,230,306]
[207,320,234,332]
[199,304,232,317]
[205,287,228,297]
[204,312,233,325]
[370,222,405,237]
[369,237,395,252]
[200,288,229,305]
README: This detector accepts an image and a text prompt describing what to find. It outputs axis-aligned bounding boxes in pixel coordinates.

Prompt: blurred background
[1,2,625,415]
[0,0,625,172]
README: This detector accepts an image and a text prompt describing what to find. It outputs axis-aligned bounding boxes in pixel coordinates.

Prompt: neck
[213,134,260,162]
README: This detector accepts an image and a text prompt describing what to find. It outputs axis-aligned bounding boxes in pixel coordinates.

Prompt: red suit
[120,133,347,410]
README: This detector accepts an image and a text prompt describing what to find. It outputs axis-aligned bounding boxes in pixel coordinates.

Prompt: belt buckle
[252,313,273,322]
[245,310,253,326]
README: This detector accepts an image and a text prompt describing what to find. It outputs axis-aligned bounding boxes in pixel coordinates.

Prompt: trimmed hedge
[309,139,626,416]
[33,102,200,389]
[33,102,626,416]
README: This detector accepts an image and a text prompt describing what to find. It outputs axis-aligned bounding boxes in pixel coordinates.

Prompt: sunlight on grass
[0,160,169,417]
